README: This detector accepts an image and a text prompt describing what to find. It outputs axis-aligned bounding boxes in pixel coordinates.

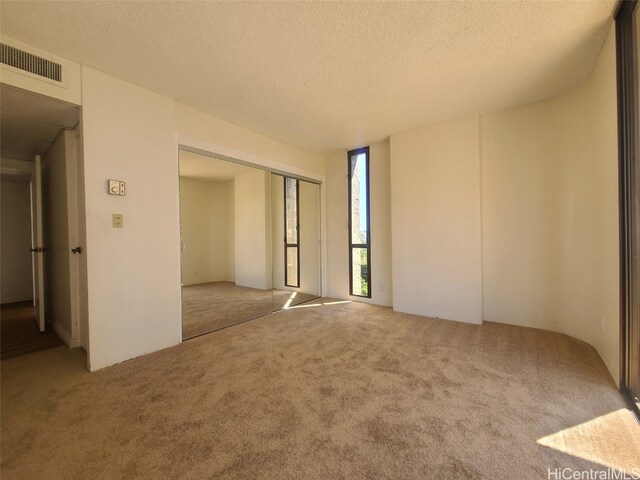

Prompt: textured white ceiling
[0,1,615,154]
[179,150,255,182]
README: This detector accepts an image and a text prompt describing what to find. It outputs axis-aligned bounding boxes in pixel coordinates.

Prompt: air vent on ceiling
[0,43,62,83]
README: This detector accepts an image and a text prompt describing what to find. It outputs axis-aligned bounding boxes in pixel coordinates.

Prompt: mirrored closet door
[178,149,321,339]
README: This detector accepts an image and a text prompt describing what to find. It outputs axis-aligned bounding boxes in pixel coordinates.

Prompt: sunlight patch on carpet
[283,292,298,309]
[286,300,352,310]
[537,409,640,473]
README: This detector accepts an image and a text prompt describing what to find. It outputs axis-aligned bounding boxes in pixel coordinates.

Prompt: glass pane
[286,246,299,287]
[351,247,369,297]
[285,177,298,244]
[350,153,368,244]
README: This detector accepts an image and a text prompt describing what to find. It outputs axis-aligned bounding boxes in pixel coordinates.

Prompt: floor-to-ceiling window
[348,147,371,298]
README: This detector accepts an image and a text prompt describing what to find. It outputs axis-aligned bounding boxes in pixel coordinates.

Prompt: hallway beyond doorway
[1,302,63,360]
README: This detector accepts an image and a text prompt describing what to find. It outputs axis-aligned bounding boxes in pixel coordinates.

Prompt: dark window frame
[615,0,640,420]
[348,146,371,298]
[284,176,300,288]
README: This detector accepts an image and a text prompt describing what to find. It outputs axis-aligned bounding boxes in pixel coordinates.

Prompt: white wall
[234,169,271,290]
[81,66,182,371]
[481,26,619,382]
[175,104,323,176]
[77,71,325,370]
[324,141,393,306]
[390,115,483,324]
[0,180,33,303]
[179,177,234,286]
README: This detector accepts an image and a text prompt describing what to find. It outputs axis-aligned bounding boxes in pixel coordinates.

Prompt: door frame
[32,155,45,331]
[0,132,88,352]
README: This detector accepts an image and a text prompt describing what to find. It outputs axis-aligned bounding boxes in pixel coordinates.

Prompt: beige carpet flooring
[2,300,639,479]
[181,281,318,339]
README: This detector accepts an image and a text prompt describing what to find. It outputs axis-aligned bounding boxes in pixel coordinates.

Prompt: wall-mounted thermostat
[108,179,126,196]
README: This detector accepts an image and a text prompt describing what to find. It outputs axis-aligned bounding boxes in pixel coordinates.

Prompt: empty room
[0,1,639,479]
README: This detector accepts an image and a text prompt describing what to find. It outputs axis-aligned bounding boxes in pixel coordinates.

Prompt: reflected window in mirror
[285,177,300,287]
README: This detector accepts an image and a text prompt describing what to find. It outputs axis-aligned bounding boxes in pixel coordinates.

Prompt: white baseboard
[52,322,80,348]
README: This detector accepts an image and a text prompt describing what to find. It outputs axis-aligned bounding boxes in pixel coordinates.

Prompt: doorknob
[71,246,83,254]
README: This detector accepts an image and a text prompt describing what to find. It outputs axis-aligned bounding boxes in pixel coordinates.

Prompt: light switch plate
[119,181,125,195]
[112,213,123,228]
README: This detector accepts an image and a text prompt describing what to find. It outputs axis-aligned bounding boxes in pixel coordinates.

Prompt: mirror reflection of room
[178,150,321,340]
[179,150,271,339]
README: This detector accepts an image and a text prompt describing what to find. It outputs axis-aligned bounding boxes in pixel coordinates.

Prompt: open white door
[40,129,84,348]
[31,155,45,332]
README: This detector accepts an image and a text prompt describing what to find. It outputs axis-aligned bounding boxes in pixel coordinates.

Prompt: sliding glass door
[615,0,640,418]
